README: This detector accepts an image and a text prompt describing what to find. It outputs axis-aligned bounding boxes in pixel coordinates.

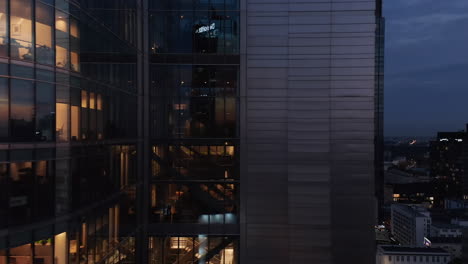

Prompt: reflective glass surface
[10,79,34,141]
[150,11,239,55]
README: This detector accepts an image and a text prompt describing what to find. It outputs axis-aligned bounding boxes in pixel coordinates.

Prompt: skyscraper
[0,0,140,263]
[0,0,383,263]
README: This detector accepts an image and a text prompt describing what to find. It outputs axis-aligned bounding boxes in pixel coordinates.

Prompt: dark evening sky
[384,0,468,136]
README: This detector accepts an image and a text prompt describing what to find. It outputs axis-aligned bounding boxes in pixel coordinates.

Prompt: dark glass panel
[34,160,54,220]
[0,163,7,228]
[56,0,69,12]
[0,63,7,75]
[149,11,239,55]
[10,79,34,141]
[36,1,54,65]
[0,0,8,57]
[11,64,34,79]
[10,149,33,161]
[36,82,55,141]
[0,78,7,140]
[10,0,34,61]
[36,69,54,82]
[9,161,34,225]
[150,0,239,11]
[151,65,237,138]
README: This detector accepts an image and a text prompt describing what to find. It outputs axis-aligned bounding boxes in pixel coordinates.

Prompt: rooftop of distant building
[379,246,449,255]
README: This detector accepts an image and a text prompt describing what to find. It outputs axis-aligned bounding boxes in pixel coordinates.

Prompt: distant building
[391,204,431,246]
[430,126,468,206]
[376,246,451,264]
[430,222,463,238]
[462,228,468,263]
[428,237,463,259]
[444,199,468,209]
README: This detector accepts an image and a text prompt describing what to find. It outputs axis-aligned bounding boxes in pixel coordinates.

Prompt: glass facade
[0,0,140,263]
[0,0,382,263]
[148,0,240,262]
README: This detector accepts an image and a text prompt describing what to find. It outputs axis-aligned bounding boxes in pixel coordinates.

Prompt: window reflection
[0,0,8,57]
[0,164,7,228]
[9,161,33,225]
[36,82,55,141]
[151,65,237,138]
[34,160,54,220]
[150,11,239,55]
[10,0,33,60]
[11,79,34,141]
[36,1,54,65]
[0,78,7,140]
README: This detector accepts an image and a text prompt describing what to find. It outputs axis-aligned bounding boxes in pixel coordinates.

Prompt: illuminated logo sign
[196,23,216,33]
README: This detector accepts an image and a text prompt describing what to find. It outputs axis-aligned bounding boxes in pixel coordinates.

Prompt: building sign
[196,23,216,34]
[424,237,431,247]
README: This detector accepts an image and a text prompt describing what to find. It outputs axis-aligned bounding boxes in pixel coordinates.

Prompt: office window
[0,78,7,140]
[10,0,33,60]
[149,11,239,55]
[81,90,88,108]
[36,1,54,65]
[10,79,34,141]
[89,92,95,109]
[97,94,102,110]
[34,237,53,264]
[71,88,80,140]
[9,244,32,264]
[388,255,392,261]
[56,85,70,141]
[55,10,69,68]
[70,18,79,72]
[0,0,8,57]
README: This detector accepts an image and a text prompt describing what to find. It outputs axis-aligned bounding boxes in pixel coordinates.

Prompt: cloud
[391,12,468,27]
[384,0,468,136]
